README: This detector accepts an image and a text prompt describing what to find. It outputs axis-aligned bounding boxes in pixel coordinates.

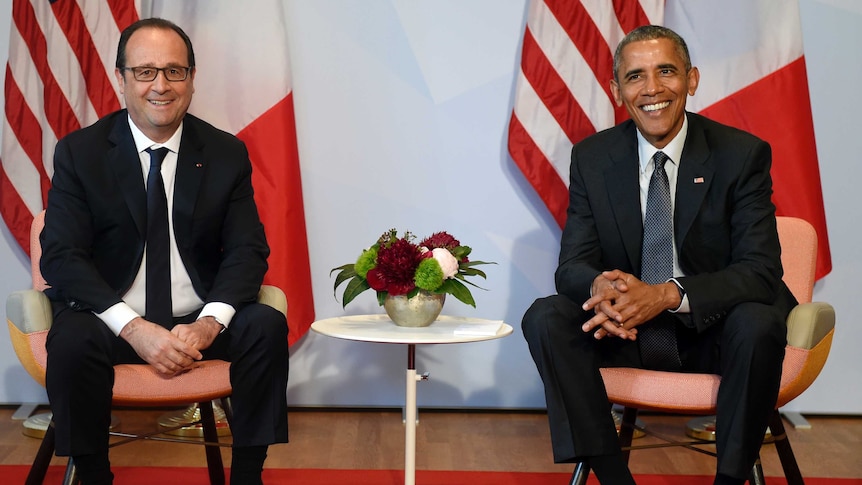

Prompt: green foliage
[414,258,444,291]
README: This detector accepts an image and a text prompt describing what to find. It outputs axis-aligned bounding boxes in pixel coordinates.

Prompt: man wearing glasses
[40,18,288,485]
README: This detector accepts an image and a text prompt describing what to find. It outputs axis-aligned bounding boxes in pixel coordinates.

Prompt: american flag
[508,0,663,229]
[1,0,139,254]
[508,0,831,279]
[1,0,316,344]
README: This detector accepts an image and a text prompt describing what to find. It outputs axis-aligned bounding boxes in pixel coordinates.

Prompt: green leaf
[459,267,487,279]
[451,245,472,259]
[341,276,371,308]
[331,264,357,292]
[439,279,476,307]
[452,272,489,290]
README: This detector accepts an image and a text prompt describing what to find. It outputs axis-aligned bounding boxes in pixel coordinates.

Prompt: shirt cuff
[197,302,236,330]
[95,302,140,336]
[667,277,691,314]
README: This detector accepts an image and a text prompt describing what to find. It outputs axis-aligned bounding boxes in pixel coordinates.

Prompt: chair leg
[618,407,639,463]
[769,410,805,485]
[749,457,765,485]
[200,400,226,485]
[26,420,57,485]
[570,461,590,485]
[62,457,79,485]
[220,396,234,427]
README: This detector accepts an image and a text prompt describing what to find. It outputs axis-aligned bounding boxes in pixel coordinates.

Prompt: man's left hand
[171,316,223,351]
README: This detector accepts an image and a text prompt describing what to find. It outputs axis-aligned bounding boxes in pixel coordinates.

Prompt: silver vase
[383,290,445,327]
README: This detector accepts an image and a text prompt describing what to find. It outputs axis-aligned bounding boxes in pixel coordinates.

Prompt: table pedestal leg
[405,344,417,485]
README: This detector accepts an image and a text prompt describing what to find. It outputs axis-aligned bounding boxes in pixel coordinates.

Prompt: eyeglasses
[122,66,191,82]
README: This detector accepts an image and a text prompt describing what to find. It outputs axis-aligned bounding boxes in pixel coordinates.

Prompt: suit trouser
[522,294,786,479]
[45,301,290,457]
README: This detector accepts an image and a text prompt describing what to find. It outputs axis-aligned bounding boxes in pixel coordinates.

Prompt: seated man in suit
[522,25,796,485]
[40,18,288,485]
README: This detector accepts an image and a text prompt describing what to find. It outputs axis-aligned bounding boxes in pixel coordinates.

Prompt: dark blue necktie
[638,151,681,371]
[145,147,172,326]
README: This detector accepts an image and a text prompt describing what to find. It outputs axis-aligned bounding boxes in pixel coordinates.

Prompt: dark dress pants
[45,301,289,457]
[522,294,786,479]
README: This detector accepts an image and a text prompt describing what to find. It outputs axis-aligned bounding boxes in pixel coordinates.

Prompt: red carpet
[5,466,861,484]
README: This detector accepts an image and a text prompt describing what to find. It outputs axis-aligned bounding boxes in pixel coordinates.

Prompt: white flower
[431,247,459,279]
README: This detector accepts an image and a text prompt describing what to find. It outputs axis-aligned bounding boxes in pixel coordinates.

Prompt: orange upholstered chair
[6,211,288,485]
[571,216,835,485]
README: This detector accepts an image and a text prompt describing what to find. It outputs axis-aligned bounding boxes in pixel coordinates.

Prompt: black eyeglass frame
[121,66,192,82]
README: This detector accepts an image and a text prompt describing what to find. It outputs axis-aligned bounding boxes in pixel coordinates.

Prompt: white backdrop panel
[0,0,858,414]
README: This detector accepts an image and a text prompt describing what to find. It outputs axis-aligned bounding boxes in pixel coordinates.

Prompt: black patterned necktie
[638,151,681,371]
[145,147,172,326]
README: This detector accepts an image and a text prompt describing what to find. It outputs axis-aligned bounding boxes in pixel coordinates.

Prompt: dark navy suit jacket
[555,112,797,332]
[40,110,269,315]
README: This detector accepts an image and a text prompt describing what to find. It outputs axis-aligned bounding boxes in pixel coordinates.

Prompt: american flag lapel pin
[694,177,705,184]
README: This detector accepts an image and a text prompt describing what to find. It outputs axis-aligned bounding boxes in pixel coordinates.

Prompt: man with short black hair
[522,25,795,485]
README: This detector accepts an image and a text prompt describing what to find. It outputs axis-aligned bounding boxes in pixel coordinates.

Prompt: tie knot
[653,151,669,170]
[146,147,170,169]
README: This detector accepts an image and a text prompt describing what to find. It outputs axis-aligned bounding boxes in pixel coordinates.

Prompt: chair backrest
[31,210,49,291]
[776,216,818,304]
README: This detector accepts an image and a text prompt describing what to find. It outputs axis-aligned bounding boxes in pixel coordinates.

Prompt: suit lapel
[604,123,643,271]
[173,118,206,247]
[675,115,714,246]
[108,116,147,237]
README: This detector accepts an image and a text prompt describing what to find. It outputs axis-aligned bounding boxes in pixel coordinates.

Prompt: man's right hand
[119,317,203,377]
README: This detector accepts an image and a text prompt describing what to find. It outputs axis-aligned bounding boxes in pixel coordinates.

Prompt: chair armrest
[786,301,835,349]
[7,286,289,328]
[6,290,52,387]
[258,285,288,318]
[6,290,53,333]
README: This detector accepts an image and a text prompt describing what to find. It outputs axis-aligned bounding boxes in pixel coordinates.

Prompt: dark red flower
[420,231,460,250]
[365,268,387,291]
[374,238,423,295]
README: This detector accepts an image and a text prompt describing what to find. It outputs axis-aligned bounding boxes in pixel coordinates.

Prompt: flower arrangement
[331,229,494,308]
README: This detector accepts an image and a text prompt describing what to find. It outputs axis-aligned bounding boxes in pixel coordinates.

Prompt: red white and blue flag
[1,0,139,253]
[1,0,315,344]
[508,0,831,279]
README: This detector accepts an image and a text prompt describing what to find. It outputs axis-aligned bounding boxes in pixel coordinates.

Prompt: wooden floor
[1,405,860,479]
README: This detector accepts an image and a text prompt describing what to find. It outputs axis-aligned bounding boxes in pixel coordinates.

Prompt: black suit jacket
[555,112,796,332]
[41,110,269,314]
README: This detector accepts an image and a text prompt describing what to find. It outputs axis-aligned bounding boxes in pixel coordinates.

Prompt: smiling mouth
[149,100,171,106]
[642,101,670,112]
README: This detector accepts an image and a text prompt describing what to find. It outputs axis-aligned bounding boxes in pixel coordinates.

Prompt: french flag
[152,0,315,344]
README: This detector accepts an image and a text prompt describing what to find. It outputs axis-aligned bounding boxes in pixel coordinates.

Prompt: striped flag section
[1,0,139,254]
[508,0,663,229]
[508,0,831,279]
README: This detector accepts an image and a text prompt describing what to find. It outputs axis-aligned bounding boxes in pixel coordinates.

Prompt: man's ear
[687,67,700,96]
[115,68,125,94]
[610,80,623,107]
